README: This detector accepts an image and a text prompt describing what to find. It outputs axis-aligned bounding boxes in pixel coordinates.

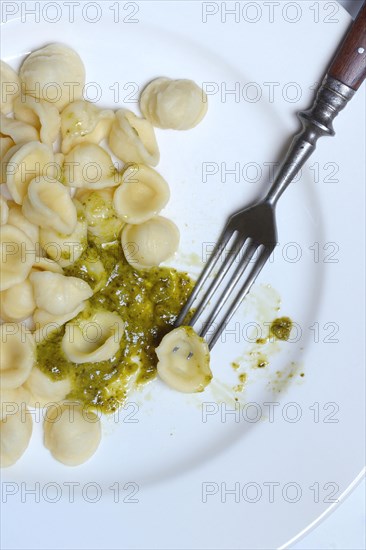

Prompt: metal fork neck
[265,76,355,206]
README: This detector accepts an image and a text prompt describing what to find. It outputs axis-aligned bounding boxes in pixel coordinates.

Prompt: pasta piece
[19,43,85,111]
[109,109,159,166]
[140,78,208,130]
[0,225,36,291]
[75,187,124,243]
[33,302,85,343]
[44,402,101,466]
[0,195,9,225]
[32,256,64,274]
[156,326,212,393]
[0,387,31,409]
[121,216,179,269]
[0,279,36,321]
[0,406,33,468]
[13,95,61,145]
[24,367,71,407]
[113,163,170,224]
[61,100,115,154]
[0,61,20,115]
[0,323,35,389]
[62,310,124,364]
[1,113,39,143]
[30,271,92,316]
[7,203,39,245]
[22,176,77,234]
[2,141,54,204]
[0,136,14,158]
[63,143,122,189]
[39,199,87,267]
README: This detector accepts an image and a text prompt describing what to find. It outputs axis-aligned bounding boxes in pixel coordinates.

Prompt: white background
[293,4,365,550]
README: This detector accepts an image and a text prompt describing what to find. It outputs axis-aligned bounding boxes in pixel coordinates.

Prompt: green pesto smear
[35,239,194,414]
[269,317,293,341]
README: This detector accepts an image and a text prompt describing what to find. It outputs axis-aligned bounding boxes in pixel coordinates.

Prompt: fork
[175,1,366,349]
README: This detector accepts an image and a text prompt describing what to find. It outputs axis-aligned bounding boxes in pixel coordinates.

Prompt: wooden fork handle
[328,0,366,90]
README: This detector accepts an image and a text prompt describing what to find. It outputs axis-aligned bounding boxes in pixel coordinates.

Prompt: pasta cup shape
[19,43,85,112]
[113,163,170,224]
[39,201,87,267]
[62,310,124,364]
[33,302,86,343]
[0,225,36,291]
[75,187,124,243]
[0,136,15,158]
[3,141,54,204]
[0,61,20,115]
[0,195,9,225]
[156,326,212,393]
[109,109,159,166]
[0,323,35,389]
[63,143,122,189]
[7,202,39,245]
[1,113,39,143]
[32,256,64,274]
[121,216,179,269]
[61,100,115,154]
[44,402,101,466]
[14,95,61,145]
[24,367,71,408]
[30,271,92,316]
[140,78,208,130]
[0,406,33,468]
[0,279,36,321]
[22,176,77,234]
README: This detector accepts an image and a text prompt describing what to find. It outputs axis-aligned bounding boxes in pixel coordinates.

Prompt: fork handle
[265,2,366,206]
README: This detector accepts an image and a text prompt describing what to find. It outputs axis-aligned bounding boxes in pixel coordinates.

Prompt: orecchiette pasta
[7,203,39,245]
[24,367,71,408]
[32,256,64,274]
[2,141,54,204]
[0,407,33,468]
[22,176,77,234]
[113,163,170,224]
[0,136,15,158]
[14,95,61,146]
[0,387,31,408]
[30,271,92,316]
[140,78,208,130]
[33,302,86,343]
[39,200,87,267]
[0,323,35,389]
[61,100,115,154]
[109,109,160,167]
[0,225,36,291]
[19,43,85,112]
[156,326,212,393]
[75,187,124,243]
[63,143,122,189]
[121,216,180,269]
[0,195,9,225]
[0,61,20,115]
[1,113,39,143]
[62,310,124,364]
[0,279,36,321]
[44,402,101,466]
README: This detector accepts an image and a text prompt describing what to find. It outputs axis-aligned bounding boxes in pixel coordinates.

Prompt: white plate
[1,2,365,549]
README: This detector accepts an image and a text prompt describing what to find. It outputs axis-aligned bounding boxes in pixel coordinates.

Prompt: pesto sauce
[270,317,293,341]
[36,239,194,414]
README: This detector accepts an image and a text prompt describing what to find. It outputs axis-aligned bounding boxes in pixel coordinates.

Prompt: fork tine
[199,242,258,338]
[187,233,247,328]
[174,226,233,326]
[207,247,272,349]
